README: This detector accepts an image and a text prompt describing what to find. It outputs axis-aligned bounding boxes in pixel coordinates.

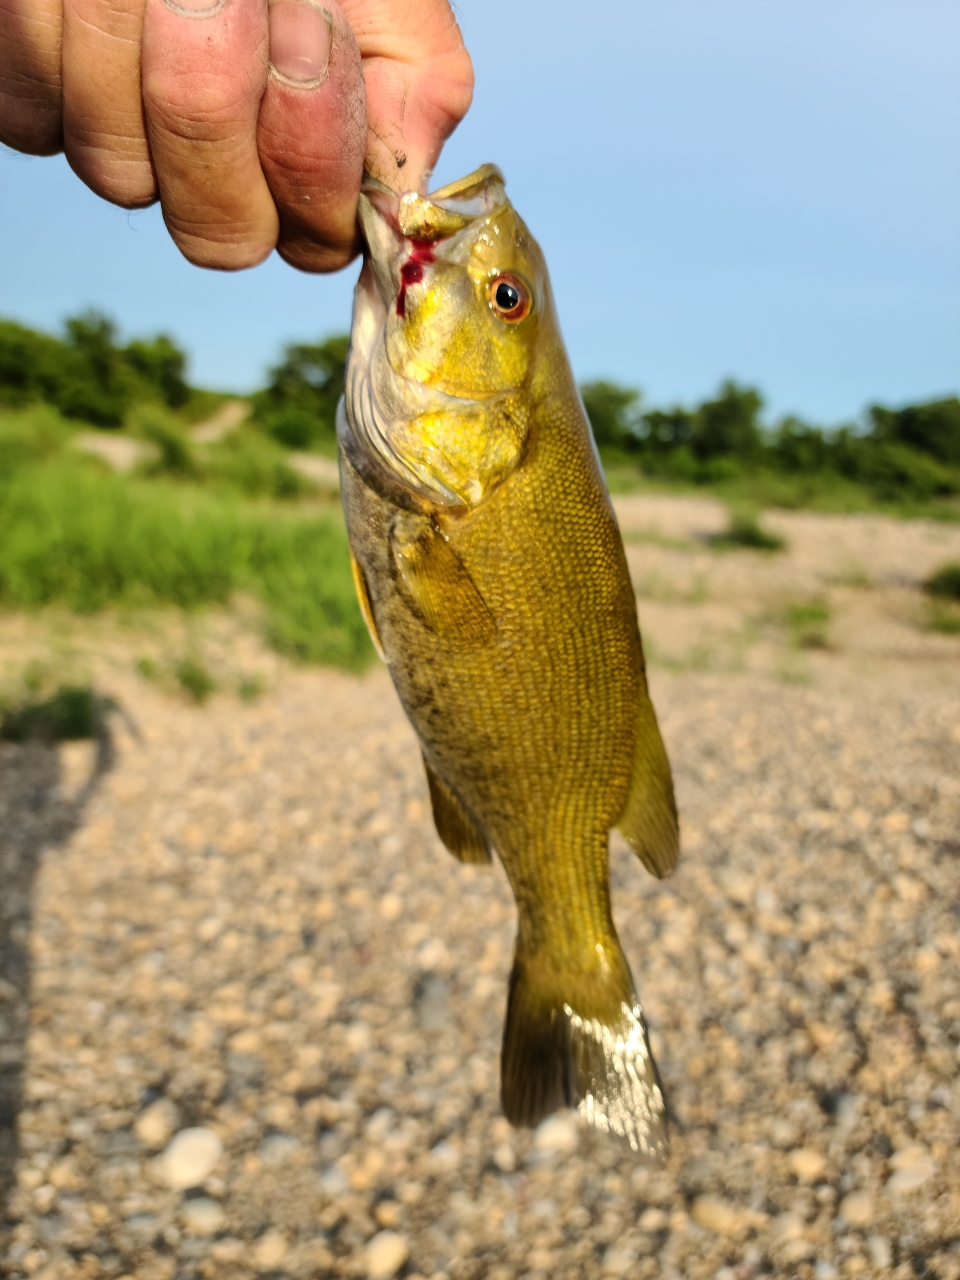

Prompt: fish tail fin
[500,937,667,1162]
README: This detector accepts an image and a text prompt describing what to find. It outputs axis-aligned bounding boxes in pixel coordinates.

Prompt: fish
[337,164,680,1160]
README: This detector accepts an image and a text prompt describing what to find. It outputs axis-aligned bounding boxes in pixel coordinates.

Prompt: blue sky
[1,0,958,424]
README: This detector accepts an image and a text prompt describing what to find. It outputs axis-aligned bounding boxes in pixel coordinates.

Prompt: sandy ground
[1,495,959,1280]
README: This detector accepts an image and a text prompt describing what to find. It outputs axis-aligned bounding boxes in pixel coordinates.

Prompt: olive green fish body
[339,166,678,1158]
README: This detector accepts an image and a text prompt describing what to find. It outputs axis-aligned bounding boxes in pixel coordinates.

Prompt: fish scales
[339,164,679,1159]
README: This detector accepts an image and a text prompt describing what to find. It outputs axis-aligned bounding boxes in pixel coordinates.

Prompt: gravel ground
[1,498,959,1280]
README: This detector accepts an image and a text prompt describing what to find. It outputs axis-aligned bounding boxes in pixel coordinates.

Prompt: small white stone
[839,1191,873,1227]
[867,1235,892,1268]
[788,1148,827,1181]
[181,1198,225,1235]
[602,1240,637,1275]
[134,1099,180,1150]
[887,1146,935,1195]
[254,1230,288,1269]
[691,1195,742,1235]
[159,1128,223,1189]
[416,937,450,971]
[429,1140,460,1171]
[346,1022,372,1052]
[638,1207,667,1232]
[534,1112,578,1155]
[259,1134,300,1167]
[365,1230,409,1278]
[379,893,403,920]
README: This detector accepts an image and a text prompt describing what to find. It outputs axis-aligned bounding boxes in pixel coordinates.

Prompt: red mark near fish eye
[396,241,435,317]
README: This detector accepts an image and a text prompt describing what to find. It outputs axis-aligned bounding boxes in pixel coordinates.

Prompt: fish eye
[488,273,531,323]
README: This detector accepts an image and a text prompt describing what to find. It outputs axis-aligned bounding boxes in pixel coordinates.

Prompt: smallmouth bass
[338,164,679,1159]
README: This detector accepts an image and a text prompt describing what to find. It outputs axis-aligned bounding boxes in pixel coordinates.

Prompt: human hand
[0,0,473,271]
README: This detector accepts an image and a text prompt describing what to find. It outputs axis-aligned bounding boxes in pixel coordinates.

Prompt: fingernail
[269,0,332,88]
[163,0,226,16]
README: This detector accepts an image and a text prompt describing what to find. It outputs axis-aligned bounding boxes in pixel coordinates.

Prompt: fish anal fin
[501,939,667,1163]
[423,755,491,865]
[350,550,386,663]
[617,697,679,879]
[391,518,495,643]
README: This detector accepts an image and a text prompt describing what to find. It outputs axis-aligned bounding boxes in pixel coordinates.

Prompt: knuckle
[165,215,277,271]
[144,69,256,142]
[64,128,156,206]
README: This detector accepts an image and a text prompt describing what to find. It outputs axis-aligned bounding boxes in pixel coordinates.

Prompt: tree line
[2,312,958,503]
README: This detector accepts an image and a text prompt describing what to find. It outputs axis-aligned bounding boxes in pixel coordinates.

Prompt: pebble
[253,1230,288,1269]
[638,1207,668,1232]
[258,1134,300,1167]
[602,1240,638,1275]
[789,1148,827,1181]
[533,1112,578,1155]
[180,1198,226,1235]
[887,1145,936,1194]
[134,1098,180,1150]
[365,1230,410,1278]
[158,1128,223,1189]
[839,1191,873,1227]
[691,1195,742,1235]
[867,1235,893,1267]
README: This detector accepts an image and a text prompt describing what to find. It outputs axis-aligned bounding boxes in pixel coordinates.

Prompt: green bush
[253,335,347,450]
[925,562,960,600]
[870,398,960,467]
[176,657,217,704]
[711,508,786,552]
[133,404,200,479]
[581,381,643,453]
[205,429,315,500]
[0,312,193,426]
[0,405,69,481]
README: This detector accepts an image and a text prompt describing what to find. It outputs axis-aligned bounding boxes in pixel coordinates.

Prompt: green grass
[925,562,960,600]
[175,656,217,704]
[0,409,372,670]
[709,508,787,552]
[784,600,832,649]
[602,460,960,522]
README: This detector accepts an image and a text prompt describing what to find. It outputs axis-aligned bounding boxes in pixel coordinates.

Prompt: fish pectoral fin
[616,696,680,879]
[390,518,495,642]
[349,549,387,663]
[423,755,492,865]
[501,938,667,1163]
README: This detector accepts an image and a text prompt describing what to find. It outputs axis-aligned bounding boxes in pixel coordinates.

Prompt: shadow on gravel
[0,700,116,1241]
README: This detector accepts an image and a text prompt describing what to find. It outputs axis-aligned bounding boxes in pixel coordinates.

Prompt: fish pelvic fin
[423,755,492,865]
[500,940,668,1163]
[617,694,679,879]
[349,550,387,663]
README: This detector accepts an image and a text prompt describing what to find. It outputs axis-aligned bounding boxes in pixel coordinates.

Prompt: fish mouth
[358,163,508,317]
[342,165,513,508]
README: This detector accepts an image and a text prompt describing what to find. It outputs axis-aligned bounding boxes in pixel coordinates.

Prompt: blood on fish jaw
[396,241,436,317]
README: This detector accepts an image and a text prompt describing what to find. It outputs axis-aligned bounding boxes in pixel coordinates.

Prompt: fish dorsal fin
[616,695,679,879]
[423,754,491,865]
[390,517,496,643]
